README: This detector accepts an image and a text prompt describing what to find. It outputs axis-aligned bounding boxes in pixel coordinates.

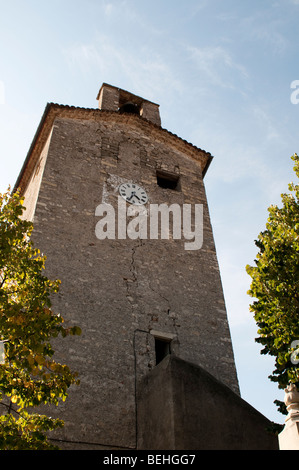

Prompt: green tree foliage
[246,154,299,409]
[0,189,81,449]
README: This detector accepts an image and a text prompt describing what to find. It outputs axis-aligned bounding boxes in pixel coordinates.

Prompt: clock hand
[127,192,135,201]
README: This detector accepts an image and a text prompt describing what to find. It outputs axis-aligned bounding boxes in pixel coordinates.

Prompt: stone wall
[137,355,278,450]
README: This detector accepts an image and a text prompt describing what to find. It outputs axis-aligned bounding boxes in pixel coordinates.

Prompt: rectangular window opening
[155,338,171,365]
[156,170,180,191]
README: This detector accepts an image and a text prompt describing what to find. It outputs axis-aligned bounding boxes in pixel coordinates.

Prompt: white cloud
[251,104,282,142]
[240,11,289,56]
[254,27,288,55]
[187,45,249,89]
[101,0,129,17]
[103,2,115,16]
[63,35,183,103]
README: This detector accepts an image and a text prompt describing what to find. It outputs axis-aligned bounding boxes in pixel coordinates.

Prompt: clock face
[119,183,148,205]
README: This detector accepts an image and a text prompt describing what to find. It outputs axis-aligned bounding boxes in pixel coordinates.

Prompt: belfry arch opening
[119,101,141,115]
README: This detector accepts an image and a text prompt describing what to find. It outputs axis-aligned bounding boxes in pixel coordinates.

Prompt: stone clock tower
[14,84,277,450]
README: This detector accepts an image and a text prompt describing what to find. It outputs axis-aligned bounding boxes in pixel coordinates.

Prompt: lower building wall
[137,355,279,450]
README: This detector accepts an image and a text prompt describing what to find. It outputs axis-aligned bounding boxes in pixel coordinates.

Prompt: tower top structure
[97,83,161,126]
[14,83,213,197]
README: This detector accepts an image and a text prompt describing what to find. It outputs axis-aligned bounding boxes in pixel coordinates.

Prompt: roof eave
[13,103,213,195]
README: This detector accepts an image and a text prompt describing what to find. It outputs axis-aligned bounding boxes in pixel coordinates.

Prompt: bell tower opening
[97,83,162,126]
[119,101,141,115]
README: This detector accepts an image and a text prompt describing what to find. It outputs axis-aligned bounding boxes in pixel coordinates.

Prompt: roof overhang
[14,103,213,195]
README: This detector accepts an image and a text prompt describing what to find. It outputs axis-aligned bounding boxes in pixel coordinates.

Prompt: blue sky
[1,0,299,424]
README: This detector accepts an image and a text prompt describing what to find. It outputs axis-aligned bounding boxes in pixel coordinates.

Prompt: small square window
[156,170,180,191]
